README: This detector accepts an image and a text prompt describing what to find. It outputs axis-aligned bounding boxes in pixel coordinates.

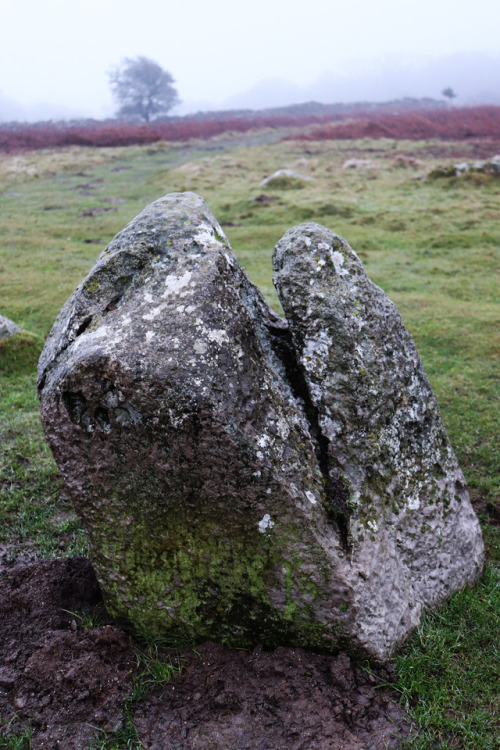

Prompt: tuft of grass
[88,643,185,749]
[88,713,143,750]
[132,643,184,699]
[61,605,108,630]
[396,565,500,749]
[0,721,32,750]
[0,332,44,377]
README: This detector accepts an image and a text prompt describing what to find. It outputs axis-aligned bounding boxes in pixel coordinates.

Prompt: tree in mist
[109,57,179,122]
[442,87,457,102]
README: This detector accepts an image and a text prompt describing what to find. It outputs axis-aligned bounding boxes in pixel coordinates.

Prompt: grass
[88,713,142,750]
[61,605,108,630]
[397,566,500,749]
[0,721,32,749]
[0,130,498,748]
[0,333,88,560]
[88,643,185,750]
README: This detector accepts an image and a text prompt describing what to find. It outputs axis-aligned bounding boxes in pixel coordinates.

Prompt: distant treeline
[1,105,499,152]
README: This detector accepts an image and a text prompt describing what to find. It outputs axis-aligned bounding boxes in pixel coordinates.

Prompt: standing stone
[38,195,483,662]
[38,194,355,655]
[0,315,20,340]
[273,223,484,653]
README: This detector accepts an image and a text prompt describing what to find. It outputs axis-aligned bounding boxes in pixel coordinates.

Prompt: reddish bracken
[1,106,499,153]
[285,106,500,142]
[0,113,342,152]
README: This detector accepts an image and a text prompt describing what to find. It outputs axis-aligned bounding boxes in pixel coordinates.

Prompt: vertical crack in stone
[265,320,352,552]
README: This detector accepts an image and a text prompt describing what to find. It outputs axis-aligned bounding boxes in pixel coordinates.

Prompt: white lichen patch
[162,271,192,298]
[366,518,379,533]
[300,332,332,379]
[207,329,230,345]
[194,341,207,355]
[258,514,275,533]
[192,223,225,247]
[316,258,326,271]
[330,250,349,277]
[407,494,421,511]
[143,302,167,321]
[275,416,290,441]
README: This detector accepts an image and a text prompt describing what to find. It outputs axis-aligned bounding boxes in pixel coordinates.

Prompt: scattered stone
[253,194,278,203]
[0,315,20,340]
[260,169,313,189]
[428,155,500,178]
[38,193,484,662]
[80,206,117,217]
[273,223,484,656]
[342,158,374,170]
[392,155,424,169]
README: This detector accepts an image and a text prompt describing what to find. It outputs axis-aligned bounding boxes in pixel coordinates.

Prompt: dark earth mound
[0,557,411,749]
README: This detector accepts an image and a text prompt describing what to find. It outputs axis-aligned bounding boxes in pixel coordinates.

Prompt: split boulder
[38,193,483,661]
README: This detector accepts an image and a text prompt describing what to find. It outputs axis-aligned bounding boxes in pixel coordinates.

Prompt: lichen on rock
[273,223,484,651]
[38,193,484,662]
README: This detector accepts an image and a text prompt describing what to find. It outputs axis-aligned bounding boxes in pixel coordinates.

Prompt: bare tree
[109,57,179,122]
[442,87,457,102]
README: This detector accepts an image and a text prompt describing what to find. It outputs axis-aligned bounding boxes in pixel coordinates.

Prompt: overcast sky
[1,0,499,120]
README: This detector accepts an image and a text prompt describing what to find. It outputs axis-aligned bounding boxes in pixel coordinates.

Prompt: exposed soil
[0,557,411,749]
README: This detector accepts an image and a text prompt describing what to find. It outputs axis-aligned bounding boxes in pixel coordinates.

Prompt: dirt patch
[0,558,411,749]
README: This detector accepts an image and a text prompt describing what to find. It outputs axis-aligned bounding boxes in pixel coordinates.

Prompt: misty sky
[1,0,499,120]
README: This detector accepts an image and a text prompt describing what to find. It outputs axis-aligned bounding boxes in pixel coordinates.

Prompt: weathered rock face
[0,315,20,340]
[38,193,354,655]
[273,223,484,652]
[38,194,483,661]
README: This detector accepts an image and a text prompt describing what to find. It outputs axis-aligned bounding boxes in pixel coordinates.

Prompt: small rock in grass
[0,315,20,340]
[260,169,312,189]
[342,158,374,170]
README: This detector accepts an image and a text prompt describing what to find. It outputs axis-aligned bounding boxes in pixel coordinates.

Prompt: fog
[1,0,499,121]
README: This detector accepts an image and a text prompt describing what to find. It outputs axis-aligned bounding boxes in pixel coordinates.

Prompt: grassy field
[1,132,499,748]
